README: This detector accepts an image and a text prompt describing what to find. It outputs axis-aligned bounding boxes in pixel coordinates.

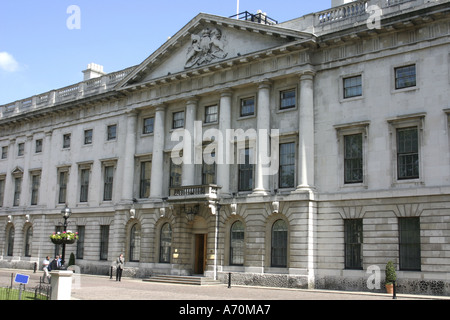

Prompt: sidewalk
[1,268,447,301]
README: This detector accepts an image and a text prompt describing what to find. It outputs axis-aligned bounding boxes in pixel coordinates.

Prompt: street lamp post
[60,205,72,268]
[213,203,221,281]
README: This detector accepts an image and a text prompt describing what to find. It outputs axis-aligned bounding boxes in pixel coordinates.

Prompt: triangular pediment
[12,166,23,176]
[117,13,314,89]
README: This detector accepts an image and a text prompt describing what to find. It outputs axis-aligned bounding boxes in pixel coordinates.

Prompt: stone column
[182,98,197,187]
[3,139,16,207]
[20,135,33,206]
[296,70,316,191]
[217,90,232,195]
[122,110,138,201]
[253,80,271,195]
[41,131,53,207]
[150,106,166,199]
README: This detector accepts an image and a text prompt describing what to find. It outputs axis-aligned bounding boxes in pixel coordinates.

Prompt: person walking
[49,255,60,271]
[116,254,124,281]
[42,256,50,283]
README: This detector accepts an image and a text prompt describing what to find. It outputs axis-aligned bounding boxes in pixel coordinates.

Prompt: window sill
[339,95,364,104]
[391,179,424,188]
[391,86,418,94]
[237,114,256,121]
[276,106,298,114]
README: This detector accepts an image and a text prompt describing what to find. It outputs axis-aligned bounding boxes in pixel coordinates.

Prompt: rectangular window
[172,111,185,129]
[13,177,21,206]
[1,146,8,159]
[107,125,117,141]
[31,174,40,205]
[343,75,362,99]
[170,160,182,188]
[63,134,71,149]
[17,143,24,157]
[139,161,151,198]
[397,127,419,180]
[80,168,90,202]
[0,179,5,207]
[35,139,43,153]
[143,118,154,134]
[238,148,253,191]
[103,166,114,201]
[58,171,68,204]
[344,219,363,269]
[205,105,218,123]
[395,65,416,89]
[399,217,421,271]
[280,89,296,110]
[279,143,295,188]
[240,97,255,117]
[84,129,93,145]
[202,152,216,185]
[76,226,85,260]
[100,225,109,261]
[344,134,363,184]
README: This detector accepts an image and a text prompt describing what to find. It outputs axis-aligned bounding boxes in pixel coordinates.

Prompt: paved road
[1,268,444,301]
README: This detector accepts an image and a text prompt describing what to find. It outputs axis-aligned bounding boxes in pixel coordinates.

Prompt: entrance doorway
[194,234,207,274]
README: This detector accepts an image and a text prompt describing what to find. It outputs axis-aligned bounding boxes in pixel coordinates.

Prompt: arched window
[230,221,244,266]
[24,226,33,257]
[271,220,288,267]
[129,224,140,262]
[7,226,14,256]
[160,223,172,263]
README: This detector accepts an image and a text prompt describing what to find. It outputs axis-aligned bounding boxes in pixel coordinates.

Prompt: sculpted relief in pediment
[185,27,228,69]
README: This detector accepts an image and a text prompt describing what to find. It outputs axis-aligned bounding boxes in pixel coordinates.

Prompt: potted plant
[50,231,79,245]
[385,261,397,294]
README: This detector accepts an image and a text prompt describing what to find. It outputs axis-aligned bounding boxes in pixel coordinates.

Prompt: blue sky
[0,0,331,105]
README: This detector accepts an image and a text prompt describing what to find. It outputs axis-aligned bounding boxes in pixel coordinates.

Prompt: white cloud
[0,52,19,72]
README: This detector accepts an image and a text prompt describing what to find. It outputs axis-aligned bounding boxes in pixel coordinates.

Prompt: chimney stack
[331,0,356,7]
[82,63,106,81]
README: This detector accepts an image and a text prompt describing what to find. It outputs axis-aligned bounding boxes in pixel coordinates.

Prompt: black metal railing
[229,11,278,25]
[169,184,219,198]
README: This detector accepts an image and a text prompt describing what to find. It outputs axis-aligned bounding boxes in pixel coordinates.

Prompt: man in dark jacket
[49,255,60,271]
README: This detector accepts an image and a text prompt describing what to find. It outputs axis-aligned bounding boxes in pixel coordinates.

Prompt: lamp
[61,206,72,219]
[60,205,72,267]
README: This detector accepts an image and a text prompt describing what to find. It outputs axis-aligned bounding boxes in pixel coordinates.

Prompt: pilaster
[122,110,138,201]
[150,105,166,199]
[253,80,271,195]
[296,70,316,192]
[217,89,233,195]
[182,98,198,187]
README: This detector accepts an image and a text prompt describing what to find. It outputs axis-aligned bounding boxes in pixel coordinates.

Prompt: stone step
[143,275,222,286]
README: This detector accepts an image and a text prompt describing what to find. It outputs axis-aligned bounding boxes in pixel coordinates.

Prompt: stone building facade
[1,0,450,295]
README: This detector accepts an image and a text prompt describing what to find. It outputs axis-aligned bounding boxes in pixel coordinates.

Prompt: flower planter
[50,231,79,245]
[51,238,76,245]
[51,238,64,245]
[385,283,394,294]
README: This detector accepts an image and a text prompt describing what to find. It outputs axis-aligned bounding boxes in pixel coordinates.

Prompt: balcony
[168,184,220,202]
